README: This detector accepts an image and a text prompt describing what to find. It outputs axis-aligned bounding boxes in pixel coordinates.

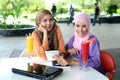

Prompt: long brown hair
[35,9,58,50]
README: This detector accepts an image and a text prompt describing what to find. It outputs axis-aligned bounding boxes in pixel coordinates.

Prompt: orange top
[32,26,66,60]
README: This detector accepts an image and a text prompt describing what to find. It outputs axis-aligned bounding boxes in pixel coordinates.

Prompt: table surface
[0,57,109,80]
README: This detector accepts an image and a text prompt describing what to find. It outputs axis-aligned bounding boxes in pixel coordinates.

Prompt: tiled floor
[0,23,120,58]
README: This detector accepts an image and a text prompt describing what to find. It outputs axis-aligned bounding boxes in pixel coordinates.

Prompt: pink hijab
[73,12,91,50]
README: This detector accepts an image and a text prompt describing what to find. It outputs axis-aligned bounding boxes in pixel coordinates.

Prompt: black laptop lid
[12,65,63,80]
[34,65,63,77]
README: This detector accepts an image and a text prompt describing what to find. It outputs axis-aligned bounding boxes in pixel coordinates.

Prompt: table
[0,57,109,80]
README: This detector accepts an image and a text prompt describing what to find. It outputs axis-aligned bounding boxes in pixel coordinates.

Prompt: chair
[100,50,116,80]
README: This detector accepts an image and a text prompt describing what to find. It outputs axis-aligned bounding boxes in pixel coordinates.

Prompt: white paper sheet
[45,50,59,61]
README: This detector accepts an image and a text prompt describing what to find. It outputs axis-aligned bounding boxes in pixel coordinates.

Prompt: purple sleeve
[66,36,101,69]
[87,39,105,74]
[88,39,101,67]
[65,36,81,59]
[79,39,101,68]
[66,35,105,74]
[65,36,74,50]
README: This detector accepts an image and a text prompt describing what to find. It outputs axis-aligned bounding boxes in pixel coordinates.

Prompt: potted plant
[106,4,118,16]
[0,0,35,36]
[106,4,118,23]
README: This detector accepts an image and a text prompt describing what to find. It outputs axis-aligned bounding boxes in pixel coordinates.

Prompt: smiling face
[36,9,55,31]
[74,20,88,37]
[40,14,54,31]
[73,12,91,37]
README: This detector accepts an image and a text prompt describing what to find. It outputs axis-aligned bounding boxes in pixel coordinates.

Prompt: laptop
[12,65,63,80]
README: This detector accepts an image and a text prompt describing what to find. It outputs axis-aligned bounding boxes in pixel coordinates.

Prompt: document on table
[45,50,59,61]
[33,57,71,69]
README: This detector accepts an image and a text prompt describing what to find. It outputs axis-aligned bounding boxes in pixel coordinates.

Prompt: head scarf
[73,12,91,50]
[73,12,91,32]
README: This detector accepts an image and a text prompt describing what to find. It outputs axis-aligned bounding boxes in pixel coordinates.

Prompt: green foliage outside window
[106,4,118,15]
[0,0,25,28]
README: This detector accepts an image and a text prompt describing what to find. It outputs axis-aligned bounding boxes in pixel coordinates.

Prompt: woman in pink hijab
[54,12,105,74]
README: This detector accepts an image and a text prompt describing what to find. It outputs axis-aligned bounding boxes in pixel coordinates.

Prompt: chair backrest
[100,50,116,80]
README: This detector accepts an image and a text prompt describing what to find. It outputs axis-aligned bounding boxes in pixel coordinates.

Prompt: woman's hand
[38,25,47,34]
[53,54,68,66]
[67,48,78,55]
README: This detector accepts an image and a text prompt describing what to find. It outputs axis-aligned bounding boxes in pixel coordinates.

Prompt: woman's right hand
[53,54,68,66]
[38,25,47,34]
[67,48,78,55]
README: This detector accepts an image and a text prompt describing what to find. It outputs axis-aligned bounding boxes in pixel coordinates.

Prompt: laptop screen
[12,65,63,80]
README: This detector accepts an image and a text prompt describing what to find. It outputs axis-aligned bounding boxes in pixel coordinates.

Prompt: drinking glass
[81,41,89,71]
[26,34,34,72]
[26,35,33,58]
